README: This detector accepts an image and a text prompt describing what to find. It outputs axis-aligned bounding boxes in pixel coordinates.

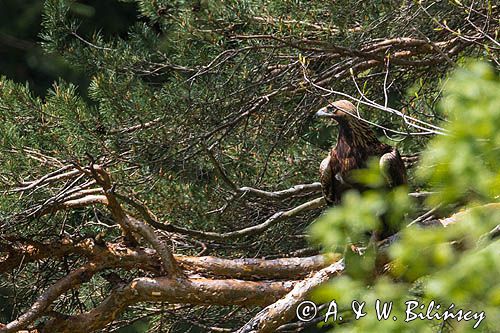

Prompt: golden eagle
[316,100,407,205]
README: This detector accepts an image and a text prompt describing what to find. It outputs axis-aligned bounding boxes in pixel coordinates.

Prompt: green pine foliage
[311,63,500,332]
[0,0,498,331]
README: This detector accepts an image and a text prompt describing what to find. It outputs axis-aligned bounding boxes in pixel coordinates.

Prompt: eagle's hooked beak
[315,107,333,118]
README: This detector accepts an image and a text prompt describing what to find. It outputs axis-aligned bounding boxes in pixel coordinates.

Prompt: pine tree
[0,1,498,332]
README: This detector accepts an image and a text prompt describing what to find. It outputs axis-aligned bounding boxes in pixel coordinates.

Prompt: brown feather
[317,100,407,206]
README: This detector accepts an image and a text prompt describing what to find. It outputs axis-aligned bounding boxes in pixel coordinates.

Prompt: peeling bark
[237,260,345,333]
[177,253,342,279]
[42,277,296,333]
[0,238,339,279]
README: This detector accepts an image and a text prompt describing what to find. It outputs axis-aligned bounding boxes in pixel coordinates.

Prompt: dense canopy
[0,1,499,332]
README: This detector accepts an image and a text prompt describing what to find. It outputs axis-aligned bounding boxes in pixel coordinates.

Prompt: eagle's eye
[316,100,356,119]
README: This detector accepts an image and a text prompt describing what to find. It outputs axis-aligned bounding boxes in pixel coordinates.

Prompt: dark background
[0,0,138,98]
[0,1,141,330]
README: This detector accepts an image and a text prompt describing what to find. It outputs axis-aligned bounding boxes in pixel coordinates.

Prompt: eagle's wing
[379,148,407,187]
[319,155,335,204]
[320,153,351,205]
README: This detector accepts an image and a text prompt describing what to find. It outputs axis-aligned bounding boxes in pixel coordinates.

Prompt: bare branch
[13,168,82,193]
[238,182,322,200]
[177,253,342,279]
[108,117,162,135]
[42,277,296,333]
[237,260,345,333]
[0,237,338,280]
[162,197,325,241]
[204,144,238,191]
[88,165,182,276]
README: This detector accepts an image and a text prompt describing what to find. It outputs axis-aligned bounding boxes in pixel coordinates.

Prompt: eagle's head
[315,100,357,121]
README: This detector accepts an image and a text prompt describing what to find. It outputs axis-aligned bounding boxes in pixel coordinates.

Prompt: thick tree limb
[236,260,345,333]
[1,241,342,332]
[41,277,296,333]
[177,253,342,279]
[3,203,492,332]
[0,237,339,279]
[0,238,159,274]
